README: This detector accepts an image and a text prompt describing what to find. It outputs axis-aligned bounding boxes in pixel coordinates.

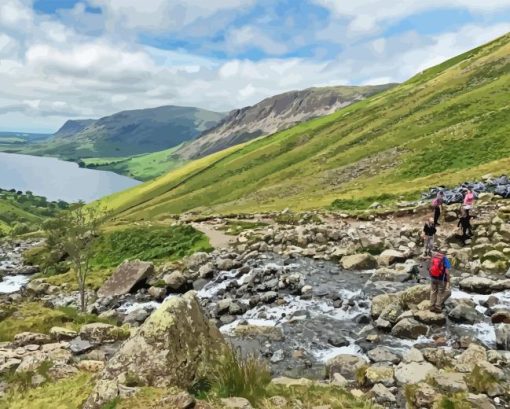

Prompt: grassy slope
[102,34,510,219]
[82,146,187,181]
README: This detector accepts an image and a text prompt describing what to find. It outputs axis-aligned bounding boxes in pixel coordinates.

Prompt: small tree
[45,202,106,311]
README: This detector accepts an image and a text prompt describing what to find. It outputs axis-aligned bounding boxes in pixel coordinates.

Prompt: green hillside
[81,146,187,181]
[101,33,510,219]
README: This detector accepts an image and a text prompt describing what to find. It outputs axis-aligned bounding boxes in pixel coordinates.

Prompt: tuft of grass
[464,365,499,394]
[206,347,271,405]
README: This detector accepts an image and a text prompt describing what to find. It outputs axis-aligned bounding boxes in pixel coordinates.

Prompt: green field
[99,33,510,219]
[81,146,188,181]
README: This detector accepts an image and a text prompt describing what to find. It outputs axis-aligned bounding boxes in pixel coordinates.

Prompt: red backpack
[429,253,446,279]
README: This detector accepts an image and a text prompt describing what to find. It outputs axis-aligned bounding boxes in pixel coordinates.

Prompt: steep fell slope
[102,33,510,218]
[177,84,394,159]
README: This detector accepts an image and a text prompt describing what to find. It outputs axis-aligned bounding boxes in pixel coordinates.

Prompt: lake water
[0,152,141,202]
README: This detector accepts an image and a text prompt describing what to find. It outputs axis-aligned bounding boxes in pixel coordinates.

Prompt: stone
[455,344,487,372]
[326,354,366,380]
[391,318,428,340]
[77,360,105,373]
[414,310,446,325]
[399,285,430,309]
[48,364,78,380]
[163,271,187,291]
[216,258,235,271]
[448,304,483,324]
[370,293,399,318]
[50,327,78,341]
[0,358,21,374]
[327,335,349,348]
[365,365,394,387]
[466,393,496,409]
[83,292,226,409]
[367,347,400,364]
[378,250,406,267]
[13,332,51,347]
[379,302,404,324]
[341,253,377,270]
[184,252,210,271]
[233,325,284,341]
[490,310,510,324]
[98,260,154,298]
[271,377,313,387]
[459,277,495,294]
[79,323,124,344]
[198,262,215,279]
[159,392,196,409]
[220,397,253,409]
[369,383,396,404]
[331,373,348,387]
[413,382,439,408]
[267,396,288,406]
[68,338,94,355]
[147,286,166,300]
[394,361,437,385]
[403,348,424,363]
[432,371,468,393]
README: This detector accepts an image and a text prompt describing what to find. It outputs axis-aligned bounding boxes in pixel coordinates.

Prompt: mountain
[101,33,510,219]
[25,106,226,160]
[53,119,95,138]
[177,84,395,159]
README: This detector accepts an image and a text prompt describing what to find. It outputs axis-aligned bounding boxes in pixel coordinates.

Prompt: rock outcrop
[83,292,226,409]
[97,260,154,298]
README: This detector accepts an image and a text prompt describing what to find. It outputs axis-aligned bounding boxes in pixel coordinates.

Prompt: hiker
[432,191,444,226]
[422,217,436,256]
[463,188,475,217]
[429,249,451,313]
[458,207,473,240]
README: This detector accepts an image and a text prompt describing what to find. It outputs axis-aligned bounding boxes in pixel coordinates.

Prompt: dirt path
[192,222,236,249]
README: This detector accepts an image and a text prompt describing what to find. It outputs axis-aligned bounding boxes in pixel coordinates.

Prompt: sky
[1,0,509,133]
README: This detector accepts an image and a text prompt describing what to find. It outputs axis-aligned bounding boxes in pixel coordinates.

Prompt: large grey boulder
[391,318,428,339]
[378,250,406,267]
[83,292,226,409]
[394,361,437,385]
[97,260,154,298]
[326,354,367,380]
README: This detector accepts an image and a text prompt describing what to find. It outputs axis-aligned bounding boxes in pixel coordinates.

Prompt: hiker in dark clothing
[458,207,473,240]
[422,217,436,256]
[432,191,444,226]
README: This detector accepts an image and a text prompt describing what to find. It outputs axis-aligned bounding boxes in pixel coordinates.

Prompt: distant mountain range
[177,84,395,160]
[25,106,226,160]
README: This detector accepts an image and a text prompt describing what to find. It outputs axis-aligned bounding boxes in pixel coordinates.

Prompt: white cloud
[0,0,509,132]
[314,0,510,33]
[226,26,289,55]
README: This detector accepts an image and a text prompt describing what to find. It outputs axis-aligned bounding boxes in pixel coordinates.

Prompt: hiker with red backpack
[429,249,451,313]
[432,191,444,226]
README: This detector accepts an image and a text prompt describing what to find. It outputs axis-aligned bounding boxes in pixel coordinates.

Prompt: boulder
[459,277,495,294]
[158,392,196,409]
[414,310,446,325]
[495,323,510,350]
[369,383,396,404]
[49,327,78,341]
[326,354,367,380]
[455,344,487,372]
[365,365,394,387]
[466,393,496,409]
[491,310,510,324]
[220,397,253,409]
[394,361,437,385]
[431,371,468,393]
[391,318,428,340]
[367,347,401,364]
[97,260,154,298]
[412,382,439,408]
[341,253,377,270]
[83,292,226,409]
[184,252,210,271]
[163,271,187,291]
[370,293,399,319]
[379,303,404,324]
[448,304,483,324]
[378,250,406,267]
[147,286,166,300]
[79,323,128,344]
[77,360,105,373]
[399,285,430,309]
[14,332,51,347]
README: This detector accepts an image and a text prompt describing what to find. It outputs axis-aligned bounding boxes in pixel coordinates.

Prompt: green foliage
[90,224,211,268]
[0,302,116,342]
[206,347,271,405]
[465,365,498,394]
[0,372,93,409]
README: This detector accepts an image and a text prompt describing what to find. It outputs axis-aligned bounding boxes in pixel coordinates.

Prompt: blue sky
[1,0,510,132]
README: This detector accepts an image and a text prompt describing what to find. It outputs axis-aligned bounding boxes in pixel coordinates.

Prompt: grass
[0,302,117,342]
[82,146,188,181]
[218,220,269,235]
[0,372,93,409]
[98,33,510,219]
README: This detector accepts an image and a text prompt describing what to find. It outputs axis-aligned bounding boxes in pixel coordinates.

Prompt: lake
[0,152,141,202]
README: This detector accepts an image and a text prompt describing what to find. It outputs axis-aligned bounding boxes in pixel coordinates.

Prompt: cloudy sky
[1,0,510,132]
